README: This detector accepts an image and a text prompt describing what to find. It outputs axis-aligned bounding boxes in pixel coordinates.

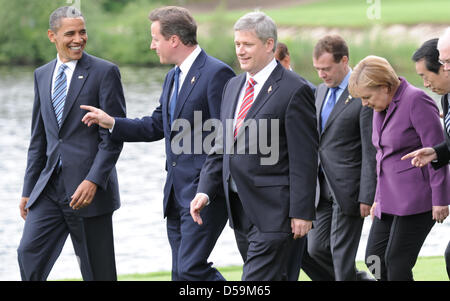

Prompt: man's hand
[432,206,449,223]
[360,203,372,218]
[370,202,377,220]
[291,218,312,239]
[401,147,437,168]
[19,197,30,220]
[80,105,115,129]
[190,194,209,225]
[70,180,98,210]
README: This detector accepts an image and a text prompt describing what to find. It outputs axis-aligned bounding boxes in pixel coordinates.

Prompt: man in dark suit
[190,11,318,281]
[275,41,319,281]
[17,6,126,281]
[403,34,450,279]
[305,35,376,281]
[81,6,234,280]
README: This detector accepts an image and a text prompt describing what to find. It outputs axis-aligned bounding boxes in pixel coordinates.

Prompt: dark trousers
[365,211,435,281]
[285,235,307,281]
[230,191,293,281]
[166,190,227,281]
[306,174,364,281]
[17,169,117,281]
[445,241,450,279]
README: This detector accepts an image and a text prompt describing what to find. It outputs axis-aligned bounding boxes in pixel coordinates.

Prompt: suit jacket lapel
[322,87,351,133]
[227,74,246,119]
[316,84,328,132]
[165,69,175,123]
[225,74,246,152]
[380,99,398,132]
[60,53,90,128]
[172,51,206,122]
[442,93,449,116]
[44,59,59,129]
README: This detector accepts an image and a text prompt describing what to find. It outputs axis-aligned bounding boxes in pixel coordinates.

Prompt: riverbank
[58,256,448,281]
[1,0,449,71]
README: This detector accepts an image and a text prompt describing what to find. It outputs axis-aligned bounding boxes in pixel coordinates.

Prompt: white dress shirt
[171,45,202,98]
[233,58,278,128]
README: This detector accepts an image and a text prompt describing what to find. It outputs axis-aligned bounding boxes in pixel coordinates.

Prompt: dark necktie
[321,87,339,132]
[52,64,68,127]
[169,67,181,124]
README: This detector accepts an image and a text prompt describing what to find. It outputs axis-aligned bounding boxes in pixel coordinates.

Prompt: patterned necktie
[52,64,68,127]
[321,86,339,132]
[445,107,450,137]
[234,77,256,138]
[169,67,181,124]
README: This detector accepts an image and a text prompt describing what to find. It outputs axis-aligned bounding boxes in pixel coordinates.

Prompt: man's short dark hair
[313,35,349,63]
[49,6,84,32]
[412,38,441,74]
[149,6,197,46]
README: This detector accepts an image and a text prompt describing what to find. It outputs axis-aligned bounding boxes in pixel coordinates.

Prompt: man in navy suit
[81,6,234,280]
[190,11,318,280]
[17,6,126,280]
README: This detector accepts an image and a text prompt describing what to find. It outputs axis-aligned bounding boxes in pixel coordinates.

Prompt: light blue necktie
[321,87,339,132]
[52,64,68,127]
[169,67,181,124]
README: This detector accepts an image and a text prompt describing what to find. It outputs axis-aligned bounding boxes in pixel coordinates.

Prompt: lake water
[0,66,448,280]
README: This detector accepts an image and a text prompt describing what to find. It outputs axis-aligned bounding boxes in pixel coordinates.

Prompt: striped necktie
[52,64,68,127]
[234,77,256,138]
[445,108,450,137]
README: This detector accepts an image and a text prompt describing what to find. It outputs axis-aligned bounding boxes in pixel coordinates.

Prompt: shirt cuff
[196,192,210,206]
[109,118,116,134]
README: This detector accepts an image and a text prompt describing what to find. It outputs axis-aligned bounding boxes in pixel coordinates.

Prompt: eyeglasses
[438,58,450,65]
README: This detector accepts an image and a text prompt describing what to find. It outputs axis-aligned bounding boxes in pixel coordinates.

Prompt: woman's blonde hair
[348,55,400,97]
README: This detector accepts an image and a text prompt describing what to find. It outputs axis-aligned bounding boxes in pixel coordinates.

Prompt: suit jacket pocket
[253,175,289,187]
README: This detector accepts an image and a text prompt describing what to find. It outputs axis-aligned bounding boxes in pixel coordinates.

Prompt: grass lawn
[57,256,448,281]
[194,0,450,27]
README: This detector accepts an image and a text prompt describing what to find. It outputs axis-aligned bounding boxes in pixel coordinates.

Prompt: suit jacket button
[172,162,176,167]
[59,139,63,143]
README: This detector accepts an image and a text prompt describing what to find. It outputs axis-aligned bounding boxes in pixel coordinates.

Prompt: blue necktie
[52,64,68,127]
[321,87,339,132]
[169,67,181,124]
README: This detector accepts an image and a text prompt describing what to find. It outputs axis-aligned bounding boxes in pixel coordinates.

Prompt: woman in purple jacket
[348,55,450,280]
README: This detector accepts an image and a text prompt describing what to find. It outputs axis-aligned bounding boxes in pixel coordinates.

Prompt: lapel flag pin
[78,75,84,79]
[345,95,352,104]
[191,76,195,84]
[268,86,272,93]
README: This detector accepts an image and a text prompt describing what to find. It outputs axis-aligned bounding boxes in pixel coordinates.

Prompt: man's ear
[439,65,449,78]
[170,35,180,48]
[48,29,56,43]
[266,38,275,53]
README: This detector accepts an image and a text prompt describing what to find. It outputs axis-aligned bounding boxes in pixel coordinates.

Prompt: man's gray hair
[49,6,84,32]
[437,27,450,50]
[234,11,278,52]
